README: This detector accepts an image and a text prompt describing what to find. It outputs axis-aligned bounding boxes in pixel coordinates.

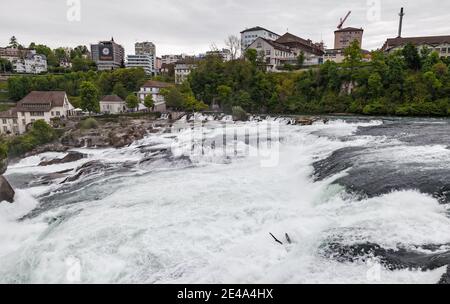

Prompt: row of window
[2,119,18,124]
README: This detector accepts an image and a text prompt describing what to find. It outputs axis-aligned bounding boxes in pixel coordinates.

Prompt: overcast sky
[1,0,449,56]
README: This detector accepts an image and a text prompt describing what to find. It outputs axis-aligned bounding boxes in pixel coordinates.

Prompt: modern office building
[90,38,125,70]
[126,54,155,75]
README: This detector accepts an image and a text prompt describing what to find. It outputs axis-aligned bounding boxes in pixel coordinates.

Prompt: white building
[0,91,74,135]
[13,53,48,74]
[241,26,281,52]
[247,37,295,72]
[100,95,126,114]
[382,35,450,58]
[205,49,232,62]
[175,63,196,84]
[0,108,20,135]
[138,80,173,112]
[324,49,346,63]
[126,54,155,75]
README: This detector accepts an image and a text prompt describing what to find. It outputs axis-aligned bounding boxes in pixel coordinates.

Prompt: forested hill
[188,41,450,116]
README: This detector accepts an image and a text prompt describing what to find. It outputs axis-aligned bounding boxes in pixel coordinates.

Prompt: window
[3,126,7,132]
[13,119,17,124]
[56,111,61,116]
[2,119,6,124]
[266,50,271,56]
[51,111,54,116]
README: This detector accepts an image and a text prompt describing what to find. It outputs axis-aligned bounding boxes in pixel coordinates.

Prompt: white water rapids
[0,117,449,283]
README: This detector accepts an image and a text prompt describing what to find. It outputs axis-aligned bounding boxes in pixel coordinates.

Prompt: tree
[126,94,139,111]
[225,35,241,60]
[9,36,18,48]
[344,40,363,79]
[368,73,383,99]
[112,82,128,99]
[244,49,258,65]
[0,58,13,73]
[164,87,185,110]
[80,81,100,115]
[402,43,421,71]
[297,51,305,69]
[144,94,154,110]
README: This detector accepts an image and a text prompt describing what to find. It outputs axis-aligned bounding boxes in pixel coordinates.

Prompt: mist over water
[0,116,449,284]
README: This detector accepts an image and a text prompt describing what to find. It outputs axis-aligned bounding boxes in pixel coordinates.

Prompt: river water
[1,116,449,284]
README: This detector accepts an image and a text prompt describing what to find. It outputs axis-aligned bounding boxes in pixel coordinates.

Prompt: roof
[276,33,324,56]
[101,95,124,102]
[141,80,174,88]
[253,37,291,52]
[16,91,67,112]
[0,108,18,119]
[241,26,280,37]
[382,35,450,51]
[335,27,364,33]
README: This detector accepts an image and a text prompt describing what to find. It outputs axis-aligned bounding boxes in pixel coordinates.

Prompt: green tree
[297,51,305,69]
[368,73,383,99]
[79,81,100,115]
[0,58,13,73]
[144,94,154,110]
[164,87,185,110]
[9,36,18,48]
[125,94,139,111]
[112,82,128,99]
[402,43,421,70]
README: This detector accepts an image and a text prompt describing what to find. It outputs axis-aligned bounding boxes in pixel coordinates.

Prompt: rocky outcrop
[0,158,8,175]
[39,151,86,166]
[0,176,15,203]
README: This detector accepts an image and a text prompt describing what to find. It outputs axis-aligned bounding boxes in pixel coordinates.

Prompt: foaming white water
[0,117,448,284]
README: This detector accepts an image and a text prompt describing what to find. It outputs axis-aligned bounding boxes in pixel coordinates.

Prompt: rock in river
[0,175,15,203]
[39,151,86,166]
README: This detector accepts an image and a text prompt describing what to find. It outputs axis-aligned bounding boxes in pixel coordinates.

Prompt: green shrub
[232,106,248,121]
[80,118,99,130]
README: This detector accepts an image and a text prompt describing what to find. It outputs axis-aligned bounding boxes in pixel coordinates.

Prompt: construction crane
[337,11,352,30]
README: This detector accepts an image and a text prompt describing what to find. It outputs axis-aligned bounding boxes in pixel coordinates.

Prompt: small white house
[0,108,20,135]
[138,80,173,112]
[100,95,126,114]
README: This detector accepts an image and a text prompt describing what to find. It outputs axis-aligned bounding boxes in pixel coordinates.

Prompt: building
[324,49,346,63]
[13,53,48,74]
[135,42,156,56]
[205,49,232,62]
[0,91,74,135]
[0,47,33,62]
[100,95,126,114]
[138,80,173,112]
[381,35,450,57]
[275,33,324,66]
[0,108,19,135]
[91,38,125,70]
[161,54,184,65]
[175,62,197,84]
[241,26,281,52]
[126,54,155,75]
[248,38,294,72]
[334,27,364,49]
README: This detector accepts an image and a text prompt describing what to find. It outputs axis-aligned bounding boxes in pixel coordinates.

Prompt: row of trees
[187,41,450,116]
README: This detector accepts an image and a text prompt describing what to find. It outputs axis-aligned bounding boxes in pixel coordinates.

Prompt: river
[0,116,449,283]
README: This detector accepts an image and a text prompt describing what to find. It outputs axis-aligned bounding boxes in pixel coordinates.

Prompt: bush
[80,118,99,130]
[7,120,59,157]
[232,106,248,121]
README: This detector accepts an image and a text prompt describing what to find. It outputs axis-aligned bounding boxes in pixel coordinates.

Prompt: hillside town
[0,8,450,136]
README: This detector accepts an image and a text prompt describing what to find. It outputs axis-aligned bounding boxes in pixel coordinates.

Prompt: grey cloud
[0,0,449,55]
